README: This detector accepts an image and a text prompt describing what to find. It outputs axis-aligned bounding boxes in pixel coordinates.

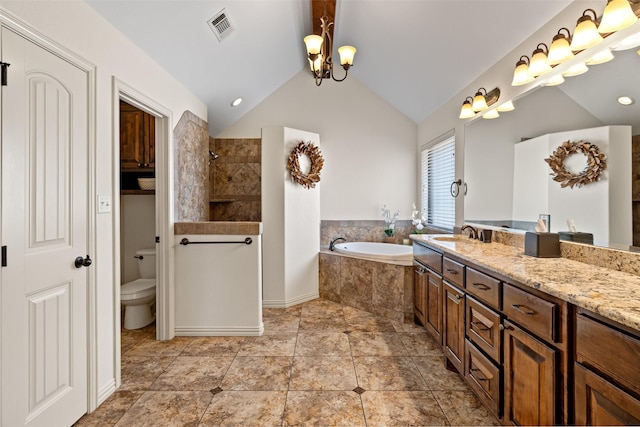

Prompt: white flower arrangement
[411,203,425,234]
[381,205,400,237]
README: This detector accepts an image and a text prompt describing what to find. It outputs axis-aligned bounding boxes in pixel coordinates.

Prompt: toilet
[121,247,156,329]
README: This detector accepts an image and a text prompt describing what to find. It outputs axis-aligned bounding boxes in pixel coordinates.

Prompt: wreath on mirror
[287,141,324,189]
[544,140,607,188]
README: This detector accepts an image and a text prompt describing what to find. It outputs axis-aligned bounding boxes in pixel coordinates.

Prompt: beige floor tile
[361,390,449,426]
[412,355,469,390]
[353,356,428,391]
[391,319,428,333]
[262,313,301,335]
[149,356,234,391]
[348,332,409,356]
[124,336,192,357]
[220,356,293,391]
[399,332,443,356]
[298,314,347,332]
[344,310,397,332]
[283,391,366,426]
[113,391,211,427]
[120,356,176,391]
[74,390,143,426]
[300,299,345,317]
[199,390,287,426]
[433,390,500,426]
[295,332,351,356]
[237,333,298,356]
[289,357,358,391]
[180,336,245,356]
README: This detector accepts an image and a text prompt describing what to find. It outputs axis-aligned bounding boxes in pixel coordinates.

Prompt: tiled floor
[75,299,499,426]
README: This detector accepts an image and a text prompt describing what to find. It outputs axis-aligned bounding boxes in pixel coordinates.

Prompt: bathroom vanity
[412,234,640,426]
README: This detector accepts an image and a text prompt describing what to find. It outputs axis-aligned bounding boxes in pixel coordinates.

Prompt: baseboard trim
[97,379,116,408]
[175,324,264,336]
[262,291,319,308]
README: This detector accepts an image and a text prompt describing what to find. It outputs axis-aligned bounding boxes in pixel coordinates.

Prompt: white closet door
[1,27,89,427]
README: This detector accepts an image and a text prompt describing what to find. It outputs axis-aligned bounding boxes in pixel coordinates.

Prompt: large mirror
[464,46,640,251]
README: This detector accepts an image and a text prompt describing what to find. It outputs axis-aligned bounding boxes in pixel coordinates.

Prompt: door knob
[75,255,92,268]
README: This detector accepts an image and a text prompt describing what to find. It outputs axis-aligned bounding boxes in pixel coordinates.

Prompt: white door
[1,27,89,427]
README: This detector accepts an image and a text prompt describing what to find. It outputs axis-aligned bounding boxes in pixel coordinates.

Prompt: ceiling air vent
[208,9,235,42]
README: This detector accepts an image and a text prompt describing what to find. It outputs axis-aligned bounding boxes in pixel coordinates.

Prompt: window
[421,134,455,231]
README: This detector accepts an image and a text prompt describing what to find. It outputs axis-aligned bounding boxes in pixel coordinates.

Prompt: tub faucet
[461,225,479,240]
[329,237,346,251]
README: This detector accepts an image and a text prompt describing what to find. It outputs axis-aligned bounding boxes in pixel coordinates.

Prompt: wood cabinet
[504,319,557,426]
[465,338,501,416]
[575,310,640,425]
[413,263,427,327]
[443,281,465,372]
[425,269,443,345]
[120,100,155,170]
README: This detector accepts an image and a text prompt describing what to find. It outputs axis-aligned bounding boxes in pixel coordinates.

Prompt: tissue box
[524,232,560,258]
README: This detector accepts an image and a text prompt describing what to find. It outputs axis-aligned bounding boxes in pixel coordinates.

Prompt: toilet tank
[136,248,156,279]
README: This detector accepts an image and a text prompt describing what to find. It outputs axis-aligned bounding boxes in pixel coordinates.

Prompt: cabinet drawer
[503,283,557,342]
[465,339,500,417]
[466,267,500,310]
[443,257,465,289]
[466,296,501,362]
[576,312,640,397]
[413,243,442,274]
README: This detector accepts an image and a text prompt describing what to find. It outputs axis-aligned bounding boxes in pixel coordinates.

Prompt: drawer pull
[472,282,490,291]
[470,368,489,381]
[415,268,426,275]
[446,269,458,275]
[512,304,536,315]
[470,321,490,331]
[455,294,462,300]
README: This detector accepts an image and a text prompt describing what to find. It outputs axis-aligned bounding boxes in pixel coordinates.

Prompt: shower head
[209,150,219,163]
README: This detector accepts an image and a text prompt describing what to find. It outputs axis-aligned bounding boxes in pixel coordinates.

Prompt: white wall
[262,127,320,307]
[120,195,155,283]
[219,71,417,221]
[0,1,206,403]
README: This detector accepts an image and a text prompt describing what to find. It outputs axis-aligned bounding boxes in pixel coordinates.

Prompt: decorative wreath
[544,140,607,189]
[287,141,324,189]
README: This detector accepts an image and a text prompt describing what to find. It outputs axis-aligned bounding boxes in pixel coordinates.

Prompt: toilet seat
[121,279,156,301]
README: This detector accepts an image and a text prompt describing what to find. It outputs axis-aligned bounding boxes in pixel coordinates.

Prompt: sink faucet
[329,237,346,251]
[461,225,479,240]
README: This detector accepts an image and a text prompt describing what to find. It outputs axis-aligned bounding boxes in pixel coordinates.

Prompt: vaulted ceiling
[87,0,574,136]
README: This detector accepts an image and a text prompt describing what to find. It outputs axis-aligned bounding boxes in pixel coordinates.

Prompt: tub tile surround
[321,219,444,246]
[319,253,414,323]
[76,300,499,426]
[174,111,209,222]
[413,234,640,331]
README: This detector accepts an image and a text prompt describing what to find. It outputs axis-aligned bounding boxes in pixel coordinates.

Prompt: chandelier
[303,1,356,86]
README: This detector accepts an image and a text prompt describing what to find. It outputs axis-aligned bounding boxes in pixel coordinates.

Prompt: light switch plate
[98,194,112,213]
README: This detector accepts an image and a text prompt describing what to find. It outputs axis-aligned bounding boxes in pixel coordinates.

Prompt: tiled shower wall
[174,111,209,221]
[209,138,262,221]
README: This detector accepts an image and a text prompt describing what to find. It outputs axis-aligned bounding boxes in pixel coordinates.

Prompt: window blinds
[421,136,455,231]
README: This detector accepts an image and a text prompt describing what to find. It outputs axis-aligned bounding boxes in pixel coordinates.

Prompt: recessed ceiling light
[230,97,243,107]
[617,96,635,106]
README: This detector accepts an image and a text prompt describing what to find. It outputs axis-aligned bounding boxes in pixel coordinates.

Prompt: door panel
[2,27,89,427]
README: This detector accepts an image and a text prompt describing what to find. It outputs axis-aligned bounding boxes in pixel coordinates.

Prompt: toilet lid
[121,278,156,296]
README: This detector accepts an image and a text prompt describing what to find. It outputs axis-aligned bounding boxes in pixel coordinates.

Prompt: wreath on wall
[544,140,607,189]
[287,141,324,189]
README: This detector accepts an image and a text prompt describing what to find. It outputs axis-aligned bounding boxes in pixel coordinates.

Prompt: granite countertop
[175,221,262,235]
[411,234,640,332]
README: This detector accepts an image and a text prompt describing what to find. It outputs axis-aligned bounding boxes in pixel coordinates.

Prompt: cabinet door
[425,269,443,345]
[120,101,145,169]
[444,282,465,372]
[504,320,557,426]
[413,265,427,327]
[575,363,640,426]
[143,111,155,168]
